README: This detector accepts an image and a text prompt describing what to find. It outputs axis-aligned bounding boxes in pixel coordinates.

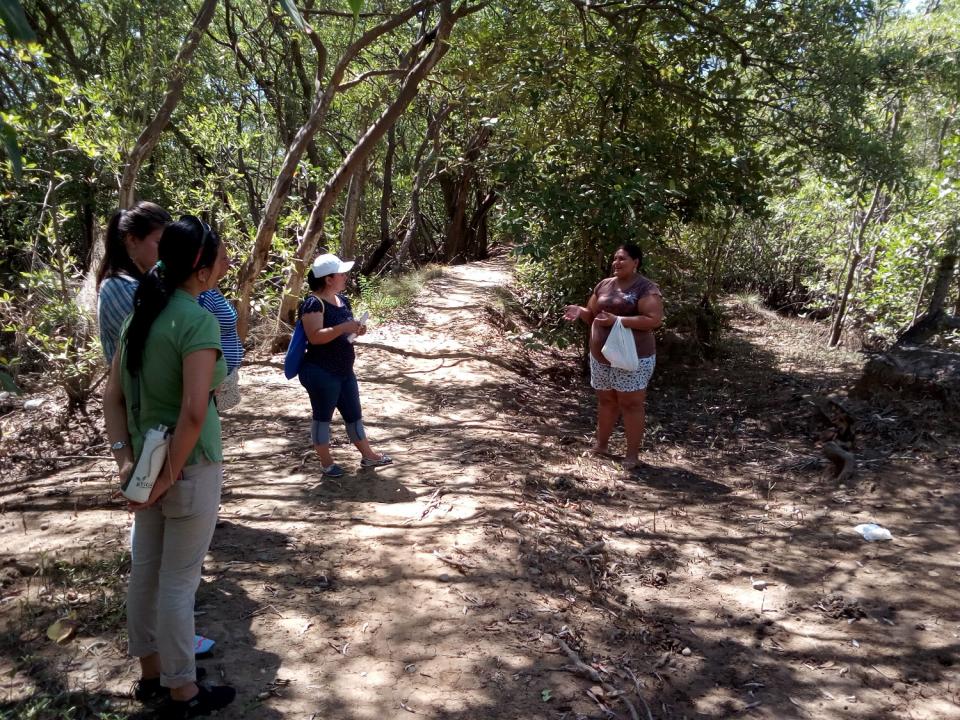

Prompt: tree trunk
[442,171,471,262]
[118,0,218,208]
[339,160,369,258]
[360,221,402,276]
[441,124,491,262]
[235,0,438,339]
[829,181,865,323]
[828,183,884,347]
[897,223,959,347]
[397,104,449,267]
[469,188,496,259]
[954,264,960,317]
[379,124,396,247]
[277,3,458,327]
[912,254,934,324]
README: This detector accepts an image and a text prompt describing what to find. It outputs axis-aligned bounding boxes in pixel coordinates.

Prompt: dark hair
[96,201,172,288]
[615,243,644,271]
[125,216,220,375]
[306,268,334,292]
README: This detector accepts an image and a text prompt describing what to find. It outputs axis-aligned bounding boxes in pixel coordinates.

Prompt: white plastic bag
[854,523,893,541]
[601,317,639,371]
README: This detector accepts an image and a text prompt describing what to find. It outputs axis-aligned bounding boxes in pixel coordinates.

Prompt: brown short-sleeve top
[589,274,661,363]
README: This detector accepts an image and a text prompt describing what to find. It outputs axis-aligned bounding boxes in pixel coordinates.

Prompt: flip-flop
[194,634,215,655]
[322,463,345,478]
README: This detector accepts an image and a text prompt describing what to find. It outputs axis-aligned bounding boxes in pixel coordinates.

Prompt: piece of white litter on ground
[854,524,892,542]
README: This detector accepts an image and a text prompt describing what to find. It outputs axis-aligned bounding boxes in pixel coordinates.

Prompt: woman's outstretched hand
[593,311,616,327]
[563,305,582,322]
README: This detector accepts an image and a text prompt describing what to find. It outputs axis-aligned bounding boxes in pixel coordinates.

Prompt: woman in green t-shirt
[103,216,236,717]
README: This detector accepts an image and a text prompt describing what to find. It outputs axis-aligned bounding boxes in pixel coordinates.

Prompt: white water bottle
[347,311,369,344]
[122,425,170,503]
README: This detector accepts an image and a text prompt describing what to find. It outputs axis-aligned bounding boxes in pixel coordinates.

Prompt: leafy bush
[0,265,101,413]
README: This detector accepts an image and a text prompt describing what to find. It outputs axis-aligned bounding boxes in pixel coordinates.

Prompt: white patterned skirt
[590,354,656,393]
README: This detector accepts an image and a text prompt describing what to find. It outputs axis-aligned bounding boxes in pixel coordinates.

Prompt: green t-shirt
[119,289,227,466]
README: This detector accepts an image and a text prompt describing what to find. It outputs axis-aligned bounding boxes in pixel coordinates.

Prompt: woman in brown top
[563,243,663,469]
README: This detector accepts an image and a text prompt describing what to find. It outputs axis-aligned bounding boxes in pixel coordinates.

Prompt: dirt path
[2,257,960,719]
[213,257,575,719]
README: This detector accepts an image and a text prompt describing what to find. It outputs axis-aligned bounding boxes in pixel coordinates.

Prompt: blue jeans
[298,362,365,445]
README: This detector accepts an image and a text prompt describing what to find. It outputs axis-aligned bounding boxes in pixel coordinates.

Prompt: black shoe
[133,667,207,704]
[159,684,236,718]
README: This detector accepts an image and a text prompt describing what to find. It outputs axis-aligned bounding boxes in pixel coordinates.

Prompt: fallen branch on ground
[823,441,855,484]
[550,634,644,720]
[569,540,605,559]
[433,550,476,573]
[415,487,447,522]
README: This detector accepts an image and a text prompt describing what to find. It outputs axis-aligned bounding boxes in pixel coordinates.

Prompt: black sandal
[134,667,207,704]
[158,683,236,718]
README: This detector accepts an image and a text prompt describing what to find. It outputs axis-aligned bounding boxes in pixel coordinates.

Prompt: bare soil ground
[1,256,959,719]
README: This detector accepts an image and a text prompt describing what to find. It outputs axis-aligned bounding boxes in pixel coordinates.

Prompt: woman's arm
[129,348,218,509]
[619,293,664,331]
[302,306,359,344]
[103,352,134,481]
[563,293,599,324]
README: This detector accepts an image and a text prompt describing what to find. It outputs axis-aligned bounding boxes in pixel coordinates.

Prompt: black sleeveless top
[299,293,356,375]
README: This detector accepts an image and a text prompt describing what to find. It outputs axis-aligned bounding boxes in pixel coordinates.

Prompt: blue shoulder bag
[283,297,322,379]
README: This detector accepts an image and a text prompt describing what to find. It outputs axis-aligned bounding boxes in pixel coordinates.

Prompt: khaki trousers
[127,461,222,688]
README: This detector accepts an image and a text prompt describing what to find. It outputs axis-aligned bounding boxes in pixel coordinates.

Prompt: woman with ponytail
[96,201,172,362]
[102,216,236,718]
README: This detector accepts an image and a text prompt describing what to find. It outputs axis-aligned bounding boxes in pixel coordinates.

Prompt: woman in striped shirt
[96,202,172,363]
[198,286,243,412]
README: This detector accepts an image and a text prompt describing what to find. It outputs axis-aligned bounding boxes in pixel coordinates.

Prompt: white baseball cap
[311,253,355,277]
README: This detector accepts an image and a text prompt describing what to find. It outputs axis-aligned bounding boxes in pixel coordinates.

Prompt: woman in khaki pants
[104,216,236,718]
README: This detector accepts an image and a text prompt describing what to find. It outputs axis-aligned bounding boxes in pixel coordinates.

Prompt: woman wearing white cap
[297,253,392,477]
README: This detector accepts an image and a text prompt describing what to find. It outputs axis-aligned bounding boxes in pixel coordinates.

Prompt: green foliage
[0,266,101,412]
[723,0,960,347]
[0,0,34,42]
[0,118,22,181]
[0,694,129,720]
[356,265,443,320]
[1,0,958,407]
[348,0,364,23]
[455,0,898,342]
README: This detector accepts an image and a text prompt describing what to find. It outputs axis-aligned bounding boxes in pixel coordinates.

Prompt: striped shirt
[198,289,244,373]
[98,274,138,363]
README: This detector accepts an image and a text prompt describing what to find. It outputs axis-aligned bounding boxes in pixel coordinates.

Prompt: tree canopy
[1,0,958,402]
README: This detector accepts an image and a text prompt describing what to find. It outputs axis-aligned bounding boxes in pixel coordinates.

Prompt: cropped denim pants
[298,362,366,445]
[127,461,222,688]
